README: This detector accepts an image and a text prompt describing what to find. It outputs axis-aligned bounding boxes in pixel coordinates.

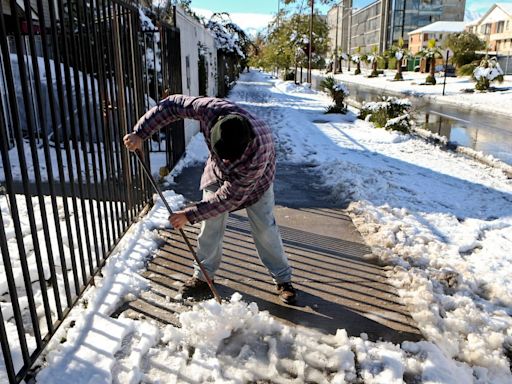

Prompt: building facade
[328,0,465,54]
[408,21,466,54]
[465,3,512,53]
[327,0,352,59]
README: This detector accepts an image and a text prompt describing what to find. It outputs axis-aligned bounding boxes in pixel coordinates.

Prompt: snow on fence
[0,2,185,383]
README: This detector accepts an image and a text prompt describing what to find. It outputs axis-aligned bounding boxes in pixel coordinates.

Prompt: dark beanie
[211,114,253,161]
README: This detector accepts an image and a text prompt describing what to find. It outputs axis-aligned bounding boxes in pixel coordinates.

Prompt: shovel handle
[134,149,222,304]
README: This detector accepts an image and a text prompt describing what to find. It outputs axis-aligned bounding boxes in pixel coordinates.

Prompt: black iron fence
[0,1,184,382]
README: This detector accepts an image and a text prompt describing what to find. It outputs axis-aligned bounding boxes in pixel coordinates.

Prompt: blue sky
[190,0,510,34]
[189,0,499,15]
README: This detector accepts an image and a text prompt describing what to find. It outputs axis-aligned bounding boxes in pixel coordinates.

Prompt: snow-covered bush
[320,76,349,114]
[473,56,504,91]
[359,97,411,133]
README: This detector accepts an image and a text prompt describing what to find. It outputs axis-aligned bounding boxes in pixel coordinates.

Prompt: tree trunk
[395,58,403,81]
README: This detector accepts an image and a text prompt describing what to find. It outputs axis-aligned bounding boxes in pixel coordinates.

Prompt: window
[186,55,191,91]
[497,21,505,33]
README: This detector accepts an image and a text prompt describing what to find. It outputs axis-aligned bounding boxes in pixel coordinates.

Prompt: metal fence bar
[1,1,44,351]
[0,292,16,383]
[81,0,107,264]
[19,0,62,333]
[63,0,93,286]
[32,0,73,311]
[94,0,116,250]
[103,0,123,239]
[49,0,80,301]
[76,0,103,269]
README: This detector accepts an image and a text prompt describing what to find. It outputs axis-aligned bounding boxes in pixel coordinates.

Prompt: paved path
[122,164,421,344]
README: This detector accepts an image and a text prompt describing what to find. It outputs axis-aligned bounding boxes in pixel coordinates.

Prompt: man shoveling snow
[124,95,297,304]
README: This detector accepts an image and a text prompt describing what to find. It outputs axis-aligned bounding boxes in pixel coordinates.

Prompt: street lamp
[308,0,314,83]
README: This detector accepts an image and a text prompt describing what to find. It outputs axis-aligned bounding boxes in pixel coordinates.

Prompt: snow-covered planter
[320,76,349,114]
[473,57,504,91]
[359,97,412,133]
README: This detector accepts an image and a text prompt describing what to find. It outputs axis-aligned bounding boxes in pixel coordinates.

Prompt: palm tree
[365,46,380,77]
[352,46,362,75]
[390,37,408,81]
[420,39,442,85]
[473,56,504,91]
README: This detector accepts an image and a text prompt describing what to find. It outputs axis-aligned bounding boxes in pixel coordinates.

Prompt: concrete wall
[175,6,218,145]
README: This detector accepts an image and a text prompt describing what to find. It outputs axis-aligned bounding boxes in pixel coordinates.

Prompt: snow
[326,69,512,117]
[474,60,504,81]
[4,71,510,383]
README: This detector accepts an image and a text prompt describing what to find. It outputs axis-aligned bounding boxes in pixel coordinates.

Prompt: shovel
[134,149,222,304]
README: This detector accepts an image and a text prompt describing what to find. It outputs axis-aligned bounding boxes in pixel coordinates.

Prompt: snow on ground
[19,70,512,383]
[231,72,512,382]
[324,67,512,117]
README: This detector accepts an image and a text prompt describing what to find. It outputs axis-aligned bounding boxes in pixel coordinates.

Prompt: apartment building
[408,21,466,54]
[327,0,466,54]
[466,3,512,53]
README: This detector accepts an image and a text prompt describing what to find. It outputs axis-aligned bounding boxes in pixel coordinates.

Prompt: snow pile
[274,80,317,94]
[232,71,512,382]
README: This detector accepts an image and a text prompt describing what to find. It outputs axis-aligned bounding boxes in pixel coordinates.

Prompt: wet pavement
[121,164,422,344]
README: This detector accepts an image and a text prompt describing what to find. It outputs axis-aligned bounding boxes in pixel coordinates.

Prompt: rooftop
[408,21,467,35]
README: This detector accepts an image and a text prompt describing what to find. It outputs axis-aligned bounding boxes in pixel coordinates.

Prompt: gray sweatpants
[193,184,292,284]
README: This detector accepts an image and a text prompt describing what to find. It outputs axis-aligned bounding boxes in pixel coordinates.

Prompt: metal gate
[0,1,184,382]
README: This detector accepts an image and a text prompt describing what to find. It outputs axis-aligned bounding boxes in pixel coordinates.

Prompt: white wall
[175,7,218,145]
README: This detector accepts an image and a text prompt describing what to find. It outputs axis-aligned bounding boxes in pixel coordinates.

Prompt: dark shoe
[276,282,297,304]
[180,277,213,300]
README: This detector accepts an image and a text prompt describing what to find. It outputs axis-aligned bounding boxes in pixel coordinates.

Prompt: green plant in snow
[419,39,442,85]
[359,97,411,133]
[364,46,381,77]
[320,76,349,113]
[473,56,504,91]
[352,47,362,75]
[389,38,408,81]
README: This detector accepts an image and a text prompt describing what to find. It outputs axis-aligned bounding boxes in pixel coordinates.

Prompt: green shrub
[425,74,436,85]
[377,57,387,69]
[325,104,348,114]
[388,57,397,70]
[320,76,349,114]
[359,97,411,133]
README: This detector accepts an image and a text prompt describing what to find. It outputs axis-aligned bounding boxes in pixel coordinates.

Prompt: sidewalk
[121,164,421,344]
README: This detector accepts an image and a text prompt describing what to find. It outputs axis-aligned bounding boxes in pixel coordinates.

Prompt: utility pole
[308,0,314,83]
[347,2,352,71]
[334,4,339,73]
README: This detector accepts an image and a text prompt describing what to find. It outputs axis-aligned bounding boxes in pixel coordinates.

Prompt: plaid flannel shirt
[133,95,276,224]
